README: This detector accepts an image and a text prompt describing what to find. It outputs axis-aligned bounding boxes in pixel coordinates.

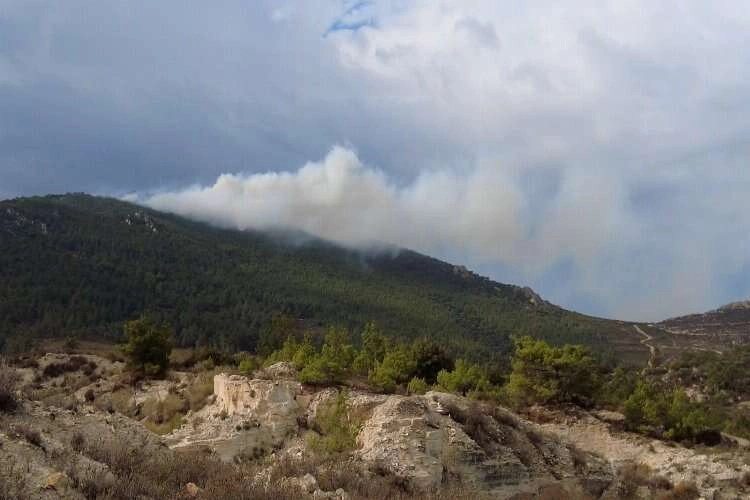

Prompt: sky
[2,1,750,321]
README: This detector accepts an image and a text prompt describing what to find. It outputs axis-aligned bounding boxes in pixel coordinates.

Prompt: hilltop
[655,301,750,355]
[0,193,649,363]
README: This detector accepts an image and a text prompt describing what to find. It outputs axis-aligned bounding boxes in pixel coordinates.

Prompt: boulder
[43,471,69,492]
[185,482,202,497]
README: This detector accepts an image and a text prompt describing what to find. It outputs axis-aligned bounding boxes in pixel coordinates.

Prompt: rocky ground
[2,353,750,499]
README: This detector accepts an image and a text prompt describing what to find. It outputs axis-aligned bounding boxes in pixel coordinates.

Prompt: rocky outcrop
[166,373,305,459]
[357,391,612,495]
[167,376,614,494]
[537,405,750,499]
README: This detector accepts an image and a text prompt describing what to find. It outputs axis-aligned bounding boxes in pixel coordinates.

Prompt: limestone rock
[185,482,202,497]
[291,473,318,494]
[43,471,69,492]
[261,362,297,380]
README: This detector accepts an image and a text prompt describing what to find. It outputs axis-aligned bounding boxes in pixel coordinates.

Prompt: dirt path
[634,325,656,367]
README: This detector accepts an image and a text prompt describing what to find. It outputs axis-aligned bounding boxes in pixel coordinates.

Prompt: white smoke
[144,146,623,272]
[140,145,749,322]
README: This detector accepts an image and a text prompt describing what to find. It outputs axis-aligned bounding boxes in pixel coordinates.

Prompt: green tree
[504,336,601,407]
[436,359,487,396]
[299,327,355,385]
[410,338,454,383]
[368,344,417,393]
[353,322,389,375]
[122,315,173,377]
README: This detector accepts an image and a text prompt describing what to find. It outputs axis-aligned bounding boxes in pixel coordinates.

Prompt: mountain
[0,194,650,363]
[657,301,750,353]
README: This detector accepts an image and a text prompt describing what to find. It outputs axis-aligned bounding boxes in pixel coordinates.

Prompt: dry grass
[110,388,136,416]
[657,481,699,500]
[11,424,43,448]
[0,456,28,499]
[188,373,215,411]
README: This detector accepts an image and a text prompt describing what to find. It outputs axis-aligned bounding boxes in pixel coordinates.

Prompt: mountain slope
[0,194,648,362]
[658,301,750,353]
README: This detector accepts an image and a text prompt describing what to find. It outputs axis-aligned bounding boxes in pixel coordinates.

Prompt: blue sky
[2,1,750,320]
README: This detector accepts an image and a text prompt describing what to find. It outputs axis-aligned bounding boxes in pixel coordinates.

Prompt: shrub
[145,413,184,435]
[188,374,215,411]
[238,355,260,376]
[0,358,19,413]
[436,359,490,397]
[110,388,136,416]
[42,355,89,378]
[16,425,43,447]
[308,391,359,454]
[658,481,699,500]
[407,377,429,395]
[71,432,86,452]
[623,381,718,442]
[142,393,187,434]
[84,388,96,402]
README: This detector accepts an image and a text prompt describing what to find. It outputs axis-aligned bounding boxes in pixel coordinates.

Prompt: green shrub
[238,356,260,376]
[308,391,359,454]
[436,359,490,397]
[407,377,429,395]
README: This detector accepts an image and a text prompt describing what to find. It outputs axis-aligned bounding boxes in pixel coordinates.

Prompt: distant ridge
[0,193,650,362]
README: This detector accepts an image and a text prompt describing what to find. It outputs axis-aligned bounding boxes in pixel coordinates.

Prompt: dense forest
[0,194,644,362]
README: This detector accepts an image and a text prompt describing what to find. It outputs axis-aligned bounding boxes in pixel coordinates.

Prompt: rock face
[537,405,750,499]
[166,373,304,459]
[357,392,612,496]
[214,372,302,445]
[169,376,614,494]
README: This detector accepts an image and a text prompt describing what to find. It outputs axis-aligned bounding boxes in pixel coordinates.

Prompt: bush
[110,388,136,416]
[188,374,215,411]
[71,432,86,452]
[407,377,429,395]
[15,425,43,447]
[436,359,491,397]
[238,355,261,376]
[623,381,718,442]
[658,481,699,500]
[121,315,173,378]
[42,355,90,378]
[0,358,19,413]
[308,391,359,454]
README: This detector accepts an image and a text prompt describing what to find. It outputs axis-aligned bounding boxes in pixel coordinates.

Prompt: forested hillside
[0,194,645,362]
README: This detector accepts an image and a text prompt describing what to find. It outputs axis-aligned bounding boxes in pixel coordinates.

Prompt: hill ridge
[0,193,648,362]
